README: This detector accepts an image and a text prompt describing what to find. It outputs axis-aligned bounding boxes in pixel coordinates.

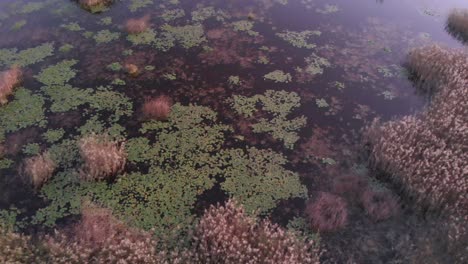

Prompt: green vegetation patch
[316,4,339,14]
[43,129,65,143]
[93,30,120,44]
[296,53,331,78]
[0,42,54,67]
[0,158,14,169]
[264,70,292,83]
[129,0,153,12]
[231,90,307,149]
[19,2,47,14]
[160,24,206,49]
[58,44,73,53]
[276,30,321,49]
[42,85,92,113]
[22,143,41,156]
[161,9,185,21]
[232,20,259,36]
[127,29,157,45]
[217,147,308,214]
[60,22,83,32]
[107,62,122,71]
[11,20,27,31]
[0,88,46,136]
[35,60,78,86]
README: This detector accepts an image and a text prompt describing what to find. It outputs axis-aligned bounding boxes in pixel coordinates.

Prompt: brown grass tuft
[0,67,22,105]
[142,96,172,121]
[79,134,126,181]
[79,0,112,10]
[305,192,348,232]
[125,15,150,34]
[124,63,139,77]
[23,152,56,190]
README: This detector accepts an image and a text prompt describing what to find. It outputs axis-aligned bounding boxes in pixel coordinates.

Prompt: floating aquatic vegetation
[321,157,336,165]
[93,30,120,44]
[22,143,41,156]
[287,217,321,243]
[162,72,177,80]
[0,42,54,67]
[122,49,133,56]
[231,90,306,149]
[82,31,94,38]
[333,81,345,90]
[161,24,206,49]
[257,55,269,64]
[218,148,308,214]
[0,88,46,137]
[35,60,78,86]
[129,0,153,12]
[0,158,13,169]
[42,85,92,113]
[377,66,393,77]
[111,78,126,86]
[127,29,157,45]
[58,44,73,53]
[106,62,122,71]
[191,6,226,22]
[99,17,112,25]
[144,65,155,71]
[264,70,292,83]
[48,139,80,169]
[60,22,83,32]
[276,30,321,49]
[381,90,396,100]
[161,9,185,22]
[19,2,46,14]
[296,53,331,81]
[153,32,176,51]
[11,20,27,31]
[43,129,65,143]
[316,4,339,14]
[232,20,259,37]
[228,75,241,86]
[315,98,329,108]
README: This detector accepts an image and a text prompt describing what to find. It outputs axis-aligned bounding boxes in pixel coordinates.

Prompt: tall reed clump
[365,45,467,261]
[446,9,468,42]
[0,67,22,105]
[305,192,348,232]
[79,134,126,181]
[142,96,172,121]
[45,202,171,263]
[192,199,321,264]
[23,151,56,190]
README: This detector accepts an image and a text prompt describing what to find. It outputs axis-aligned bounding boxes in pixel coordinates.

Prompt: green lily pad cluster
[191,6,228,22]
[231,90,307,149]
[160,24,206,49]
[276,30,321,49]
[0,42,54,67]
[60,22,83,32]
[129,0,154,12]
[127,29,157,45]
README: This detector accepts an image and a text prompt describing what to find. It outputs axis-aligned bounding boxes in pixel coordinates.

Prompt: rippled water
[0,0,467,262]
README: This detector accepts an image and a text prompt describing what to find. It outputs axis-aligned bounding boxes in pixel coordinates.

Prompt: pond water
[0,0,467,262]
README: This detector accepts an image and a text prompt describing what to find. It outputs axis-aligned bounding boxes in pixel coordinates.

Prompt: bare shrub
[125,15,150,34]
[193,199,321,264]
[447,9,468,42]
[23,152,56,189]
[142,96,172,121]
[305,192,348,232]
[0,67,22,105]
[79,134,126,181]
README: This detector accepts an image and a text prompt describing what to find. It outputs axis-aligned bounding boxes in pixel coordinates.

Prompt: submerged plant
[305,192,348,232]
[125,15,150,34]
[446,9,468,42]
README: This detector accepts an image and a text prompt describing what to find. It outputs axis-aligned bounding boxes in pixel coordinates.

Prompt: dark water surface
[0,0,467,262]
